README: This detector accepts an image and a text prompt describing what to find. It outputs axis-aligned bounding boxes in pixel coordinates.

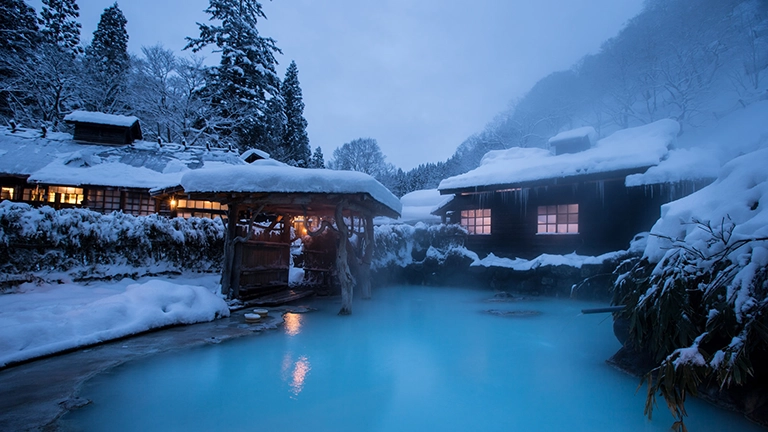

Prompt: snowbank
[180,164,402,216]
[471,251,624,271]
[646,147,768,264]
[439,119,680,191]
[0,275,228,368]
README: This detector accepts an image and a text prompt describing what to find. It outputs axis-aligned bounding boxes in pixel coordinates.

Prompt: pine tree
[281,60,310,166]
[82,2,130,112]
[39,0,82,54]
[185,0,282,151]
[309,146,325,168]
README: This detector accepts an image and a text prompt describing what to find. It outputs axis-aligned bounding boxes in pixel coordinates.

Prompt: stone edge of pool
[0,306,313,432]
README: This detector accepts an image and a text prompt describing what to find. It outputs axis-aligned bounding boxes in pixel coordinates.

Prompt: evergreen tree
[185,0,282,151]
[309,146,325,168]
[39,0,82,54]
[0,0,39,55]
[82,2,130,112]
[281,60,310,166]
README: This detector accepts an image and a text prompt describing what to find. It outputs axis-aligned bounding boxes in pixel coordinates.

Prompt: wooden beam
[335,201,354,315]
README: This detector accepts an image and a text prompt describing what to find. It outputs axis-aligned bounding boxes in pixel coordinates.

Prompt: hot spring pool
[61,285,762,431]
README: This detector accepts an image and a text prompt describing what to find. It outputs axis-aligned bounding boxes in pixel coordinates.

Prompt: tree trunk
[335,202,354,315]
[360,215,374,300]
[220,202,240,298]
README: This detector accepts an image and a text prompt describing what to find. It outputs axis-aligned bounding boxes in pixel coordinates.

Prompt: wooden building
[64,111,143,145]
[0,121,245,217]
[434,120,717,258]
[165,164,402,314]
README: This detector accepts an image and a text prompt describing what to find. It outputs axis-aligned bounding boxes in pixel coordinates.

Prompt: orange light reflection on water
[284,312,303,336]
[290,356,311,396]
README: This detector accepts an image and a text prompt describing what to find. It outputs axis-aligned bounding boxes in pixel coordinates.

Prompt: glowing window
[48,186,84,205]
[537,204,579,234]
[1,187,14,200]
[461,209,491,235]
[23,188,45,201]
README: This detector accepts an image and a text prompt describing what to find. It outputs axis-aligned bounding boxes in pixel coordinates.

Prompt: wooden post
[359,214,374,300]
[220,201,240,297]
[335,202,354,315]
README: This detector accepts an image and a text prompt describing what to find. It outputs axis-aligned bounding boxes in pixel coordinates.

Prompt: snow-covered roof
[0,127,244,189]
[439,119,681,193]
[180,164,402,216]
[547,126,597,144]
[240,148,270,162]
[393,189,443,224]
[625,148,720,187]
[63,110,140,127]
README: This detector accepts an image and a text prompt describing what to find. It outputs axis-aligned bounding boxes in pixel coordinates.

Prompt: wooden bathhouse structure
[160,164,401,314]
[433,120,718,258]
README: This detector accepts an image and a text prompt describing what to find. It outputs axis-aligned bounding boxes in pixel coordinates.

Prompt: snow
[470,251,623,271]
[180,165,402,216]
[438,119,680,191]
[548,126,597,144]
[645,147,768,320]
[625,148,720,186]
[0,274,228,368]
[646,147,768,263]
[29,160,185,189]
[63,111,140,127]
[0,126,247,190]
[396,189,443,224]
[240,148,270,162]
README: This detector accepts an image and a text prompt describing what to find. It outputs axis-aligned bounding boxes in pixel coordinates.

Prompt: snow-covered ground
[0,273,228,368]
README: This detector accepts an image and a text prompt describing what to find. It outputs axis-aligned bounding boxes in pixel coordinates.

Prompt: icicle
[520,188,529,215]
[597,180,605,206]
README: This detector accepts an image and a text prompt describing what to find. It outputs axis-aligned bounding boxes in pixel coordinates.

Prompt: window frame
[460,208,492,235]
[537,204,579,235]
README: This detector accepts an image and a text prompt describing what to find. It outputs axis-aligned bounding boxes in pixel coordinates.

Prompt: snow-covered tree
[184,0,282,151]
[82,2,130,113]
[309,146,325,168]
[0,0,39,55]
[329,138,388,178]
[39,0,82,54]
[2,43,81,127]
[281,60,310,167]
[131,45,178,142]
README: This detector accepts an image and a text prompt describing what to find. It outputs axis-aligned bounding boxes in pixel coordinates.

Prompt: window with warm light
[461,209,491,235]
[537,204,579,234]
[0,187,14,200]
[22,188,45,201]
[48,186,84,205]
[175,199,227,219]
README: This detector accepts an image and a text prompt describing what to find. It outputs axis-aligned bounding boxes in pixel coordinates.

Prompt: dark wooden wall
[73,123,140,145]
[451,178,683,259]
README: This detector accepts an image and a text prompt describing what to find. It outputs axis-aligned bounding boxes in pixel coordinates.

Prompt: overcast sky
[31,0,643,170]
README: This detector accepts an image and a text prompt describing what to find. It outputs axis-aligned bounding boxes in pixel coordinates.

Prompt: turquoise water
[62,285,761,431]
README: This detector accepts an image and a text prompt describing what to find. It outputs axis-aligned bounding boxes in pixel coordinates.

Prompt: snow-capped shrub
[613,149,768,429]
[0,202,224,278]
[372,222,467,270]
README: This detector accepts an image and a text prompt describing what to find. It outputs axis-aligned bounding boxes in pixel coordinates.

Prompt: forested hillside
[397,0,768,194]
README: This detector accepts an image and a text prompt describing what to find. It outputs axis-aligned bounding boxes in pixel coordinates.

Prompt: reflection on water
[281,352,311,397]
[284,312,303,336]
[291,356,311,396]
